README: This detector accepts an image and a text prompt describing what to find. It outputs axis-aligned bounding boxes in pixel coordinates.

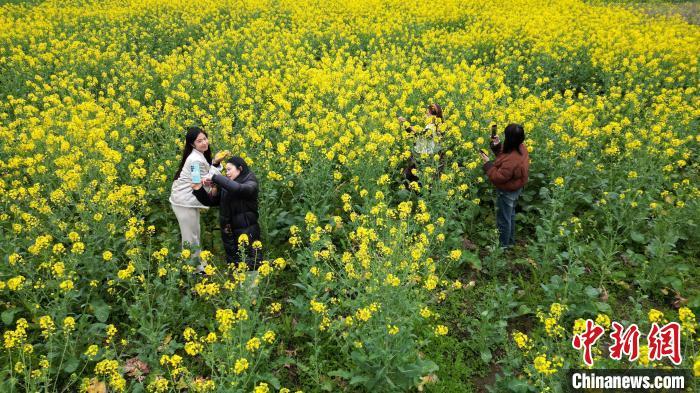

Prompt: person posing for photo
[398,103,444,185]
[480,123,529,249]
[169,126,229,271]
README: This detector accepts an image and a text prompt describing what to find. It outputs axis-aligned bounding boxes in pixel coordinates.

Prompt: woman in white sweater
[170,126,227,268]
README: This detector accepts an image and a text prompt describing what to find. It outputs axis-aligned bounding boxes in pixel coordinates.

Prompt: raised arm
[208,162,222,177]
[398,116,418,133]
[211,174,258,197]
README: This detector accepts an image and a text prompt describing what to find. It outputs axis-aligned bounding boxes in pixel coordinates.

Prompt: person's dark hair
[503,123,525,155]
[227,156,251,181]
[227,156,248,171]
[173,126,212,180]
[428,103,443,121]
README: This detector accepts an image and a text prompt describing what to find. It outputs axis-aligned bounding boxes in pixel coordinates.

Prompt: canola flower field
[1,0,699,391]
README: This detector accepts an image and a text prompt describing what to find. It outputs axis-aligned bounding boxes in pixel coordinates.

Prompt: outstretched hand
[479,151,489,163]
[213,150,231,165]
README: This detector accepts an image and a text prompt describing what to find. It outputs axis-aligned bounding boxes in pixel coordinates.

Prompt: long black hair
[503,123,525,155]
[173,126,212,180]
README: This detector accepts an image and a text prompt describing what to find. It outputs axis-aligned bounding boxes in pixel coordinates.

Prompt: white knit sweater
[169,149,222,208]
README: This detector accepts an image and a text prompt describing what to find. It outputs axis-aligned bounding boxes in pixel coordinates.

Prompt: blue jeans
[496,188,522,248]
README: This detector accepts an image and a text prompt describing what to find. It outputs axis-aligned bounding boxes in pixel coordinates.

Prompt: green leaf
[689,294,700,309]
[668,277,683,291]
[584,286,599,298]
[264,375,280,390]
[464,251,482,270]
[349,375,370,386]
[328,369,352,379]
[516,305,532,315]
[595,302,612,314]
[580,193,593,204]
[611,270,627,280]
[416,358,439,374]
[63,358,79,373]
[480,349,492,363]
[351,350,368,364]
[1,309,17,325]
[507,378,532,392]
[131,384,145,393]
[630,231,645,243]
[90,299,110,323]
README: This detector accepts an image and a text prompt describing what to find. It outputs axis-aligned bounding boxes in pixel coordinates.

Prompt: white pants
[171,204,201,258]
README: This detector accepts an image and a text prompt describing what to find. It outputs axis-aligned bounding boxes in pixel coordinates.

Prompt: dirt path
[638,1,700,25]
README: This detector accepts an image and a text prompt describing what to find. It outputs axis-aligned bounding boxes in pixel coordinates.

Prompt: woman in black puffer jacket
[192,156,262,270]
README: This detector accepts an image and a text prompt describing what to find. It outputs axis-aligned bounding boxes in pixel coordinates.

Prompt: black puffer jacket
[193,170,260,243]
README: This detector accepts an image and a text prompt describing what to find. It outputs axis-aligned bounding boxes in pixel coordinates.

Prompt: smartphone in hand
[491,124,497,138]
[191,162,201,184]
